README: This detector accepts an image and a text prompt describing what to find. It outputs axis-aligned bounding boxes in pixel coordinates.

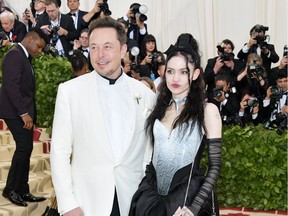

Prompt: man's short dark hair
[27,27,49,45]
[88,17,126,46]
[221,39,234,51]
[277,69,288,80]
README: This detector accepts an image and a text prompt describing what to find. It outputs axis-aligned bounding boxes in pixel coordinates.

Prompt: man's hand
[21,114,34,130]
[213,57,224,74]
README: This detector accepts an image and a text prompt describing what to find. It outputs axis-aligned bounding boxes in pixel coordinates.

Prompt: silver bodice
[152,119,202,195]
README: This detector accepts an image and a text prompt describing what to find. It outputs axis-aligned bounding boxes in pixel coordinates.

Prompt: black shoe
[20,193,46,202]
[2,190,28,207]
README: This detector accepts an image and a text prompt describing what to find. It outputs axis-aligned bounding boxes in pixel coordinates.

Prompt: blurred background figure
[67,49,89,77]
[66,0,87,33]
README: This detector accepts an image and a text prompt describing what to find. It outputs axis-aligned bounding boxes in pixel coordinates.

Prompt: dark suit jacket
[237,44,279,72]
[127,23,148,48]
[36,13,78,56]
[0,44,36,121]
[0,20,27,42]
[67,10,88,32]
[204,56,245,94]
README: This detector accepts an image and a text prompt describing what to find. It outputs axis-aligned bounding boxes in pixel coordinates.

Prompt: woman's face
[145,41,155,53]
[165,55,199,99]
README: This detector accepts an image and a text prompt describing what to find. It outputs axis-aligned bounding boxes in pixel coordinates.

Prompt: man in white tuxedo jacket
[50,17,155,216]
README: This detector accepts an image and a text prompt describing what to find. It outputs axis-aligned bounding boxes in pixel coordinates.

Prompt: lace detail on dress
[152,120,202,195]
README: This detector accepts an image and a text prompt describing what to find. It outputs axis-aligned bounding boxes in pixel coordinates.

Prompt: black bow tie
[82,49,88,53]
[70,13,76,17]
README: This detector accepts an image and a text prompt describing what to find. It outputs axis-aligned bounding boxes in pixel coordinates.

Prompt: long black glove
[189,138,222,216]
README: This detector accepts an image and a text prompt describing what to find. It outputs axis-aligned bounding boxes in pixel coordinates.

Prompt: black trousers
[3,119,33,194]
[110,188,120,216]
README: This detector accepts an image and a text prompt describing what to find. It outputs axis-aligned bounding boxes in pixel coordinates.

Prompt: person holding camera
[121,2,148,48]
[0,10,27,47]
[237,24,279,73]
[82,0,111,28]
[237,53,268,99]
[36,0,78,57]
[204,39,245,96]
[262,69,288,134]
[138,34,164,81]
[208,73,240,125]
[22,0,46,31]
[268,46,288,86]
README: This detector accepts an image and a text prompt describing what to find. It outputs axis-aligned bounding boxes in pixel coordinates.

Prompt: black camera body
[43,43,59,57]
[254,24,269,33]
[131,4,147,22]
[151,52,159,65]
[246,97,259,107]
[130,62,140,73]
[213,86,223,99]
[98,1,111,16]
[270,85,283,100]
[254,35,269,49]
[49,25,60,45]
[247,61,264,78]
[216,45,234,61]
[0,31,7,40]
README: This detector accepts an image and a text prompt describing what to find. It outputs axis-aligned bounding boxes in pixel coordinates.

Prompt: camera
[254,24,269,33]
[0,31,7,40]
[43,43,59,57]
[247,60,264,77]
[216,45,234,61]
[213,86,223,99]
[151,52,159,65]
[131,4,148,22]
[130,62,140,73]
[270,85,283,100]
[245,97,259,107]
[49,25,60,45]
[254,35,270,49]
[98,0,111,16]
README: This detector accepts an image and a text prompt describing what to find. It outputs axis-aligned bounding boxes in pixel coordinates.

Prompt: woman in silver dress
[129,33,222,216]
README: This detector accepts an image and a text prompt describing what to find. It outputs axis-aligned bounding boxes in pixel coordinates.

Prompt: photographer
[268,46,288,85]
[237,53,268,99]
[138,34,164,81]
[237,89,263,127]
[237,24,279,72]
[262,69,288,134]
[82,0,111,27]
[22,0,46,31]
[0,10,27,47]
[36,0,78,57]
[208,73,240,125]
[121,2,148,48]
[204,39,245,96]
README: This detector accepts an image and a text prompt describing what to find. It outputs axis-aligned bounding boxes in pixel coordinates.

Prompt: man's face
[277,77,288,92]
[215,80,229,92]
[1,16,14,32]
[89,27,127,79]
[67,0,80,11]
[26,35,47,58]
[34,0,46,12]
[222,43,233,53]
[79,31,89,48]
[46,3,59,21]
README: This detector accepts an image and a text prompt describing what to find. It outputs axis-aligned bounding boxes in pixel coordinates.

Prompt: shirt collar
[19,43,29,58]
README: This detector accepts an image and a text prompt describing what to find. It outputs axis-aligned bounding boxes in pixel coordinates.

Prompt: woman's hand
[173,206,194,216]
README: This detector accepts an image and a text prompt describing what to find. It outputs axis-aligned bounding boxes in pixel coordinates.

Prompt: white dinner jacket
[50,71,155,215]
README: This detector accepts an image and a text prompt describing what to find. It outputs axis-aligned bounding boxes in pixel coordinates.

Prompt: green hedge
[0,48,287,211]
[218,125,287,211]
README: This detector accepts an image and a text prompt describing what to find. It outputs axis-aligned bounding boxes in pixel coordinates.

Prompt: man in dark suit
[237,24,279,73]
[66,0,87,33]
[0,27,49,207]
[0,10,27,46]
[36,0,78,57]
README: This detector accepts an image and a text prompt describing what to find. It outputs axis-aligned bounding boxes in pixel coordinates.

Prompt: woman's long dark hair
[145,33,206,144]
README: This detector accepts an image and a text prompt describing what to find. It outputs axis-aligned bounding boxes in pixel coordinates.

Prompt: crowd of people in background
[0,0,287,135]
